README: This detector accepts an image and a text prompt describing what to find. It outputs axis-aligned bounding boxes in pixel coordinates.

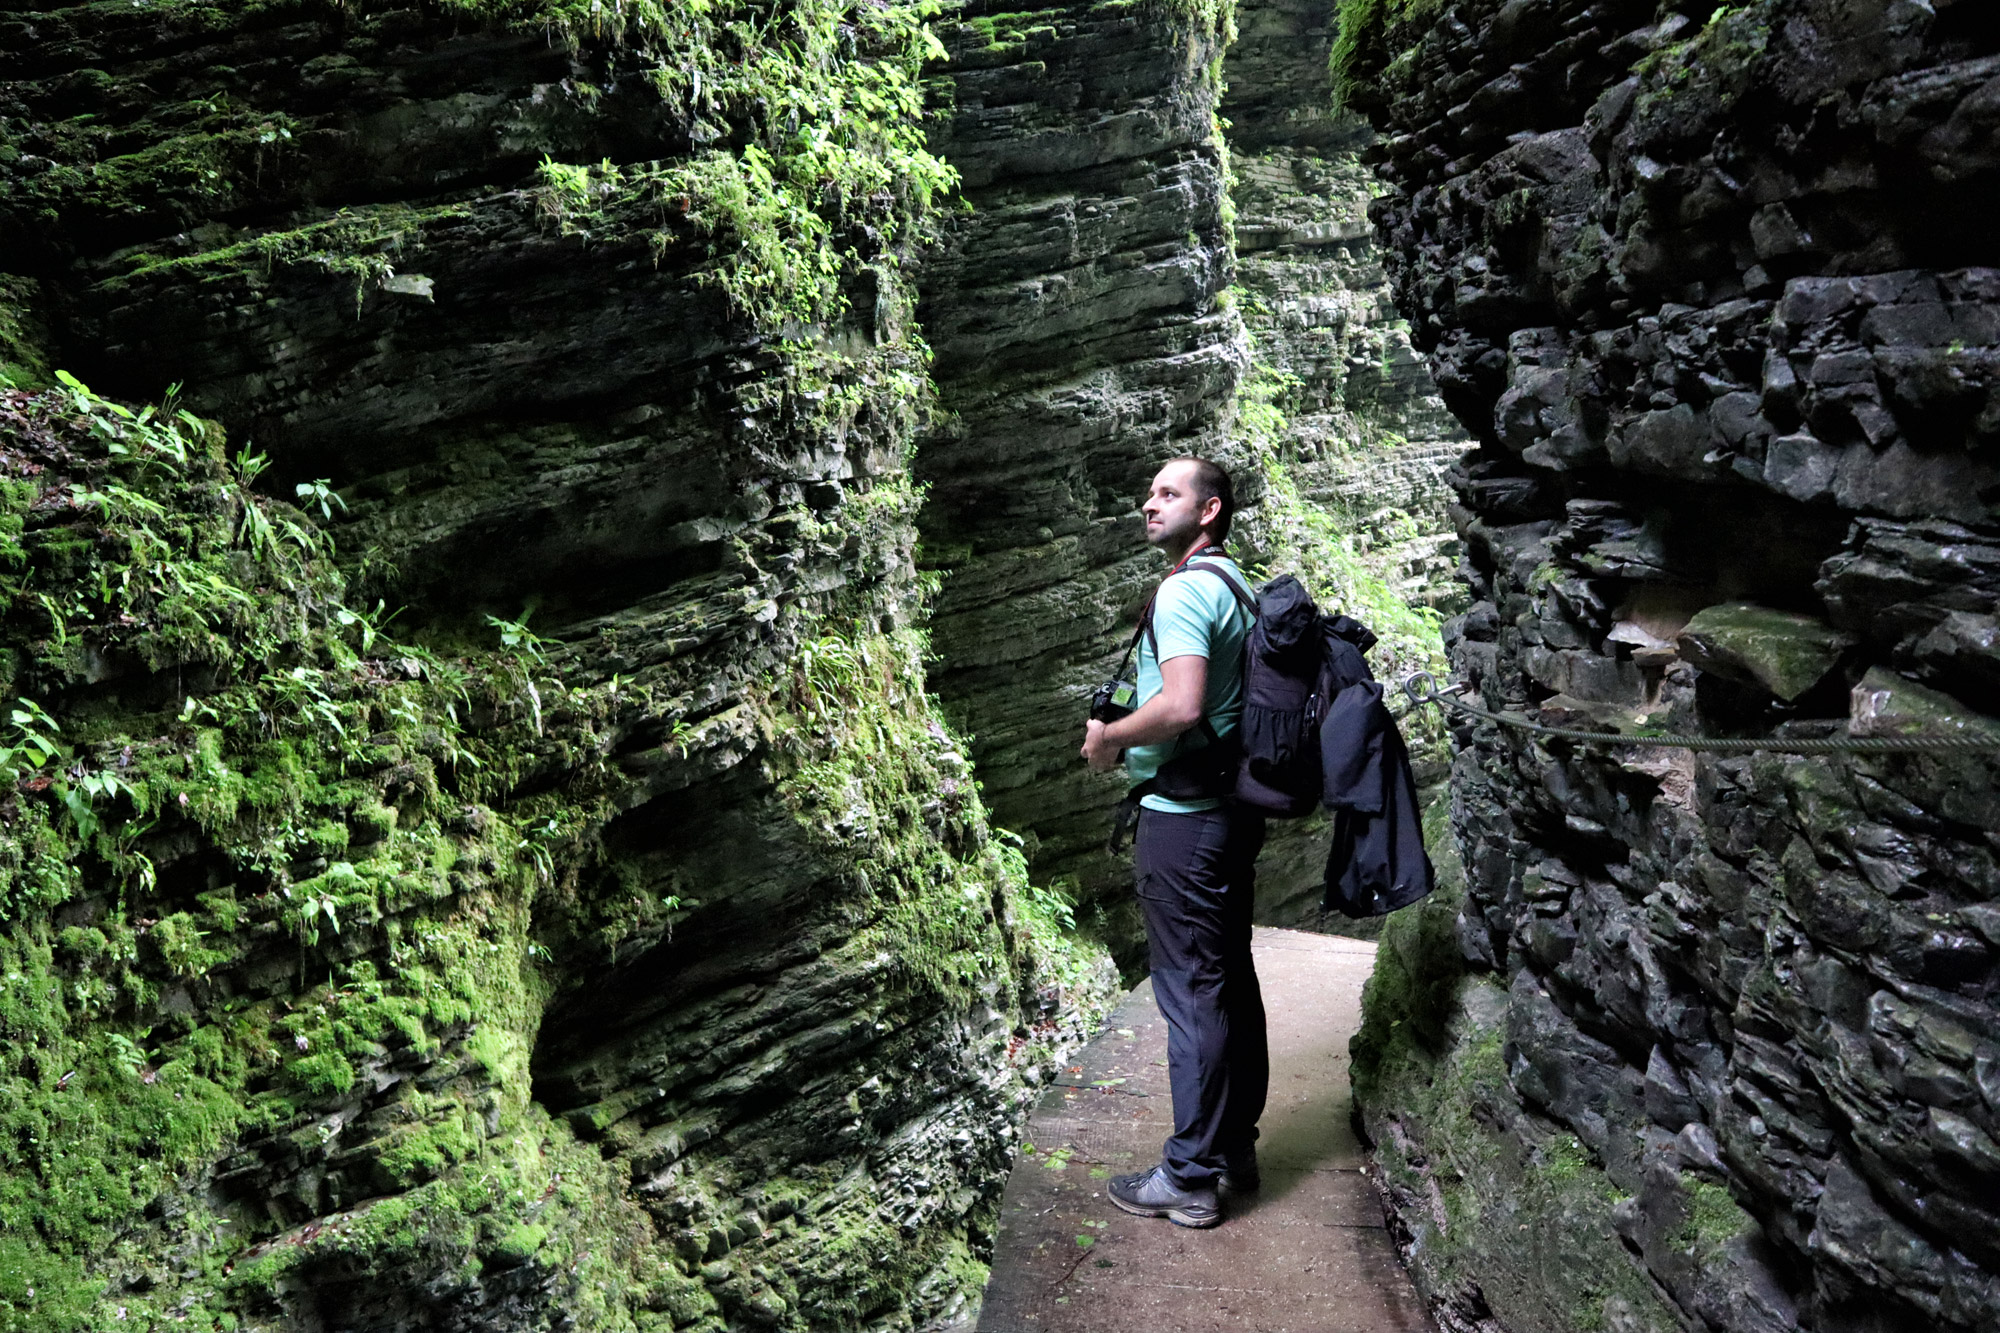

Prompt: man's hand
[1080,720,1128,772]
[1081,719,1121,773]
[1080,655,1209,776]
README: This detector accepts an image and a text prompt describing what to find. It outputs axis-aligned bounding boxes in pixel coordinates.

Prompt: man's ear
[1200,495,1223,531]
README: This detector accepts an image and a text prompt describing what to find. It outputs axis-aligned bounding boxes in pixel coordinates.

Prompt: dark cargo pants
[1133,803,1269,1189]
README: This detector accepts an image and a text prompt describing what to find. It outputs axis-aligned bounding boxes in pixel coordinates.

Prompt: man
[1079,456,1265,1229]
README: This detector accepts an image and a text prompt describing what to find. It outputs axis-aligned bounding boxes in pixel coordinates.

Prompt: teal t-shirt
[1126,557,1255,813]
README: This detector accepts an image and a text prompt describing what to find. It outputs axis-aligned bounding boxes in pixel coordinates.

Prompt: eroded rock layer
[916,0,1461,953]
[1345,3,2000,1333]
[914,0,1247,961]
[0,2,1121,1328]
[0,0,1462,1323]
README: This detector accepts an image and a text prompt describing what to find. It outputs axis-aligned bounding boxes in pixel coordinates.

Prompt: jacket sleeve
[1321,686,1437,918]
[1320,680,1389,815]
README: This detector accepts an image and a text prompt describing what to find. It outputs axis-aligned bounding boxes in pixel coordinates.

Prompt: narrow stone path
[971,928,1433,1333]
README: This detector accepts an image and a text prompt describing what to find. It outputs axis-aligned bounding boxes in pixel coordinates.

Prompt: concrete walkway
[972,928,1433,1333]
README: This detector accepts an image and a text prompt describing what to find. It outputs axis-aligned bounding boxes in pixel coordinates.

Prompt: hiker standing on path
[1079,456,1265,1229]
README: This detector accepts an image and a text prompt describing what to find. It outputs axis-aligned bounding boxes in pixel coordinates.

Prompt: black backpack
[1115,564,1434,915]
[1228,574,1378,817]
[1123,564,1375,816]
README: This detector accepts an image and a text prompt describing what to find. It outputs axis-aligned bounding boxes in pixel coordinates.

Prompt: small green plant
[295,478,347,521]
[61,769,132,842]
[794,632,874,722]
[486,611,551,663]
[335,599,399,655]
[104,1031,150,1077]
[516,817,561,886]
[229,445,271,487]
[0,697,62,780]
[488,611,553,735]
[296,892,339,947]
[1020,878,1077,933]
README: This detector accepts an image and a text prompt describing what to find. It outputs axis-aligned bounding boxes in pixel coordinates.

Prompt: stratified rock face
[0,2,1117,1328]
[1223,0,1461,468]
[1221,0,1466,916]
[0,0,1456,1322]
[915,0,1247,960]
[913,0,1464,957]
[1345,3,2000,1333]
[1222,0,1465,612]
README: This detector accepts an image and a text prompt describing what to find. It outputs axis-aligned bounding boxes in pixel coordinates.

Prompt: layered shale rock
[1222,0,1463,580]
[1221,0,1465,919]
[0,0,1460,1324]
[0,2,1117,1328]
[916,0,1460,954]
[913,0,1248,962]
[1344,3,2000,1332]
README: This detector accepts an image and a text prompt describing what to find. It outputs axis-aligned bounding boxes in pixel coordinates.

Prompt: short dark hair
[1170,456,1234,541]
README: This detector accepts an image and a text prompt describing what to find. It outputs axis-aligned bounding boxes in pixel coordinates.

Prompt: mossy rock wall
[912,0,1247,964]
[0,0,1465,1324]
[0,1,1124,1328]
[1348,2,2000,1332]
[914,0,1457,959]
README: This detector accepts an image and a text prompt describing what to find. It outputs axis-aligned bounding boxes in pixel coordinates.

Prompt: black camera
[1090,678,1136,723]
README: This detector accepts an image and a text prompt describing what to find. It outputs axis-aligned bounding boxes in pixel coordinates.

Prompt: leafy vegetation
[1330,0,1447,109]
[0,371,623,1330]
[520,0,961,332]
[0,354,1115,1328]
[0,0,1241,1323]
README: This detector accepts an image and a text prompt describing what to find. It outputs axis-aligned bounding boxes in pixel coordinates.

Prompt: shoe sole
[1108,1190,1220,1229]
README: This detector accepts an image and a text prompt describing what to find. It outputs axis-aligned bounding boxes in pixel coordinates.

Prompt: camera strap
[1108,785,1149,852]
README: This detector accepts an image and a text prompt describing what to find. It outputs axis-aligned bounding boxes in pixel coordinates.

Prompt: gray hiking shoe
[1108,1164,1220,1228]
[1218,1149,1260,1196]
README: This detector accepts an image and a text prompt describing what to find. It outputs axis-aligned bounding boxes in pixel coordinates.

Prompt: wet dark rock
[1675,603,1855,703]
[1346,1,2000,1331]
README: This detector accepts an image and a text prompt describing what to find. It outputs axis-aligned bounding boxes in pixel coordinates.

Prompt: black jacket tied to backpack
[1319,678,1435,918]
[1227,574,1435,918]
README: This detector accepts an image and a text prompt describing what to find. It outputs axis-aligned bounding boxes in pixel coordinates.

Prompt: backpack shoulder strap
[1180,559,1258,617]
[1142,558,1257,656]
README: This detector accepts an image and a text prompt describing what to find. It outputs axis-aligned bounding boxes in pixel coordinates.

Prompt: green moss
[1352,804,1680,1333]
[515,0,960,333]
[490,1221,548,1266]
[1628,1,1776,136]
[962,11,1056,54]
[101,203,468,310]
[1329,0,1446,109]
[147,913,228,977]
[1672,1175,1750,1258]
[0,374,675,1328]
[0,278,50,392]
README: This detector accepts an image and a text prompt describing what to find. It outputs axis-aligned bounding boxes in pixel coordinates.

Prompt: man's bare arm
[1080,655,1206,772]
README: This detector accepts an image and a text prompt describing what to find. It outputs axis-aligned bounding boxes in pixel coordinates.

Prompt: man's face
[1142,461,1218,552]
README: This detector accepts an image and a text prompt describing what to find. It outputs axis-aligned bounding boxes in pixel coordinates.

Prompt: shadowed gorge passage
[0,0,1456,1326]
[7,0,1994,1331]
[972,929,1430,1333]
